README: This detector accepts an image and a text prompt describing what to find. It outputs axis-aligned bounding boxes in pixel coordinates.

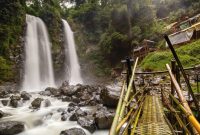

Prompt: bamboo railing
[109,57,139,135]
[166,64,200,134]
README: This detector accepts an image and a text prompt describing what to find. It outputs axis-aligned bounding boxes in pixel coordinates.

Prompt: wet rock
[77,116,96,133]
[69,108,87,121]
[67,106,79,113]
[10,95,21,100]
[0,110,4,118]
[43,99,51,107]
[21,91,31,100]
[61,96,71,102]
[76,109,87,117]
[0,90,9,98]
[68,102,78,107]
[60,128,86,135]
[69,113,78,121]
[39,91,51,96]
[80,92,91,101]
[10,95,21,108]
[0,121,25,135]
[88,100,97,106]
[61,81,69,87]
[60,86,77,96]
[100,88,119,107]
[1,100,9,106]
[94,110,114,129]
[61,114,69,121]
[72,96,80,103]
[45,87,60,97]
[31,98,43,109]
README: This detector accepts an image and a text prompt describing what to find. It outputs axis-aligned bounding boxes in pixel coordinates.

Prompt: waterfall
[22,14,55,91]
[62,19,83,85]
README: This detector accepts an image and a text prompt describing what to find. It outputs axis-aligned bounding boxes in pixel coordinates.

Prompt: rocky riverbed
[0,82,121,135]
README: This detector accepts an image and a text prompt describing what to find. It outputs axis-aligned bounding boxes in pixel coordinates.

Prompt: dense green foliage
[141,39,200,71]
[0,0,26,82]
[0,0,200,80]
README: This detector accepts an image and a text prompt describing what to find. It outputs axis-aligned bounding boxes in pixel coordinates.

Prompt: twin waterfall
[62,19,83,85]
[22,15,82,91]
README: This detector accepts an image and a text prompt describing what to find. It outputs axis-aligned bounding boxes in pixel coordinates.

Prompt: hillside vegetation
[141,39,200,71]
[0,0,200,82]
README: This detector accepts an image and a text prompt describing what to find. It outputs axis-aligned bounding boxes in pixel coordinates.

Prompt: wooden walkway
[135,96,173,135]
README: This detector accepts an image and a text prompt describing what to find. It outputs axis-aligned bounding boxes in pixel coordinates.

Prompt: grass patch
[140,39,200,71]
[191,83,200,93]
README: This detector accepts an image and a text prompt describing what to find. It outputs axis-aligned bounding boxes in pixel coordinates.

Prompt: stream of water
[62,19,83,85]
[0,94,108,135]
[22,14,55,92]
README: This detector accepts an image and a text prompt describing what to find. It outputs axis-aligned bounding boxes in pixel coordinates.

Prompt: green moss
[141,39,200,71]
[0,57,14,82]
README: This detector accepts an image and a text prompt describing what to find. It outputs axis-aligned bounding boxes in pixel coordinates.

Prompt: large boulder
[61,96,71,102]
[60,86,77,96]
[94,110,114,129]
[21,91,31,100]
[1,100,9,106]
[100,88,119,107]
[77,116,96,133]
[0,121,25,135]
[45,87,60,97]
[69,108,87,121]
[60,128,86,135]
[10,95,21,108]
[0,89,9,98]
[31,98,43,109]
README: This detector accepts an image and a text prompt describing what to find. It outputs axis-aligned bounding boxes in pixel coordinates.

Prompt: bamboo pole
[118,57,139,122]
[121,98,145,135]
[109,82,126,135]
[166,64,193,113]
[166,64,200,134]
[116,95,144,132]
[126,89,143,106]
[130,101,143,135]
[162,91,191,134]
[169,93,200,134]
[164,35,199,113]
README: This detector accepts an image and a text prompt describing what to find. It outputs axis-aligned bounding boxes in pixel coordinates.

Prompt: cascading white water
[22,14,55,91]
[62,19,83,85]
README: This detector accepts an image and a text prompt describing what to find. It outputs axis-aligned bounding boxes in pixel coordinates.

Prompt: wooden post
[171,59,176,96]
[125,57,132,88]
[118,58,138,122]
[197,74,199,93]
[176,65,181,86]
[164,35,200,113]
[170,59,176,124]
